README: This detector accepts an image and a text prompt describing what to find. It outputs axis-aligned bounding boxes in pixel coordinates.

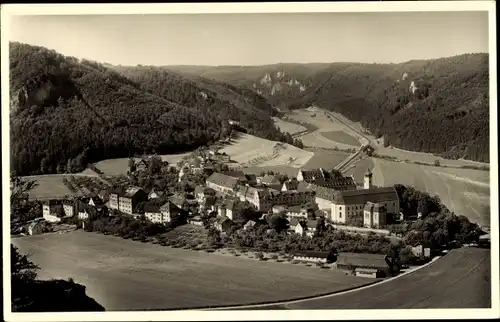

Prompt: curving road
[220,247,491,310]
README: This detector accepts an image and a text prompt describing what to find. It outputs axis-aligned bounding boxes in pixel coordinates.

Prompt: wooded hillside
[9,42,293,176]
[170,55,490,162]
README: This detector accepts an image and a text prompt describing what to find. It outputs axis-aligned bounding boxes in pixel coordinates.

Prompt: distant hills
[168,54,490,163]
[9,42,489,176]
[9,42,294,176]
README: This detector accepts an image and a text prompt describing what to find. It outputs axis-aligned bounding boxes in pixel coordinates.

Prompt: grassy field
[94,153,191,176]
[266,247,491,309]
[321,131,361,147]
[286,109,361,150]
[371,158,490,227]
[11,231,373,311]
[220,133,314,168]
[272,117,307,135]
[21,174,84,200]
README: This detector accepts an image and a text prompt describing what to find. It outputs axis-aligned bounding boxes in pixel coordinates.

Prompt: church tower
[364,169,373,190]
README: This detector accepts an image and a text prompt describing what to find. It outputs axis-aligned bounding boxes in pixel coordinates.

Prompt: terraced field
[11,231,374,311]
[220,133,314,168]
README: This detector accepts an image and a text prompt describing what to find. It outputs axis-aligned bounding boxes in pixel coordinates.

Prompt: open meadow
[272,117,307,135]
[260,247,491,309]
[12,231,374,311]
[94,153,191,176]
[371,158,490,227]
[21,174,86,200]
[321,131,361,147]
[220,133,314,168]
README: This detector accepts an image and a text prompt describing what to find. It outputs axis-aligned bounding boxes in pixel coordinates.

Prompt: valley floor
[11,231,374,311]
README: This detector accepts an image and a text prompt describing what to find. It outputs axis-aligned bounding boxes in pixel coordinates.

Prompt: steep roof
[123,186,144,198]
[202,196,217,206]
[336,252,389,270]
[297,182,335,201]
[222,170,246,179]
[299,169,325,181]
[261,174,280,185]
[206,172,239,189]
[194,185,215,196]
[43,199,63,206]
[222,198,241,211]
[289,218,301,227]
[144,202,161,213]
[160,201,178,212]
[216,215,232,224]
[312,177,357,190]
[282,179,299,191]
[333,187,399,205]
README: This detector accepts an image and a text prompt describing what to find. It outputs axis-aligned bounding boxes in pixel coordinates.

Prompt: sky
[8,11,489,66]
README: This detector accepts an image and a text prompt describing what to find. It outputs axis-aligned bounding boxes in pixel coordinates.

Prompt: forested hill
[169,55,490,163]
[9,42,287,176]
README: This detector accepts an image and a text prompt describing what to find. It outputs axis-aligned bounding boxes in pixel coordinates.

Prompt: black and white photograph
[2,2,498,321]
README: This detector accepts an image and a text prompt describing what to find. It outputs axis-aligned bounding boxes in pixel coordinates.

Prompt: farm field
[321,131,361,147]
[241,149,373,185]
[308,106,489,169]
[21,174,85,200]
[286,109,361,150]
[272,117,307,135]
[260,247,491,309]
[94,153,191,176]
[371,158,490,227]
[11,231,374,311]
[220,133,314,168]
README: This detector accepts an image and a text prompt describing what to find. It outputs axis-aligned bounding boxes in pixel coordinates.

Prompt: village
[14,142,450,281]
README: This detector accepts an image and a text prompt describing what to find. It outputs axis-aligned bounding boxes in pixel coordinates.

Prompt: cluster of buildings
[177,146,231,182]
[41,195,108,224]
[291,250,399,279]
[205,167,400,231]
[37,162,401,241]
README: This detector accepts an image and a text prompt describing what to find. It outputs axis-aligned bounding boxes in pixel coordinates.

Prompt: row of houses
[42,196,107,223]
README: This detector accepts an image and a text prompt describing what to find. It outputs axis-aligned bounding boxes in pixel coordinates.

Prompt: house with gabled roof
[259,174,282,190]
[214,215,233,232]
[109,186,148,215]
[297,169,326,183]
[194,185,216,202]
[159,201,181,223]
[216,197,242,221]
[144,203,162,223]
[42,199,65,223]
[335,252,394,277]
[135,159,149,172]
[281,179,299,191]
[206,172,240,195]
[148,188,165,200]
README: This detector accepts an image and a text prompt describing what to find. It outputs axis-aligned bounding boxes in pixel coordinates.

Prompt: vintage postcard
[1,2,498,321]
